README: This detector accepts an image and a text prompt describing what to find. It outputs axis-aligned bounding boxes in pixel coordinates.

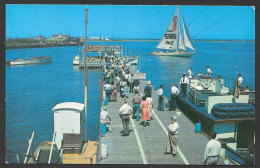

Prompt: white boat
[73,55,80,65]
[151,6,196,57]
[6,56,52,66]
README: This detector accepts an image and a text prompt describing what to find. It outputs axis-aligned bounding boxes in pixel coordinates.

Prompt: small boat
[150,6,196,57]
[6,56,52,66]
[127,57,138,65]
[73,55,80,65]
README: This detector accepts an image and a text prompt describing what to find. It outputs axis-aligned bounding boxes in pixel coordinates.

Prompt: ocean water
[5,41,255,162]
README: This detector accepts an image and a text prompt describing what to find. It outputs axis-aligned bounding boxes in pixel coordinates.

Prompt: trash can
[104,99,108,105]
[101,123,107,135]
[195,123,201,133]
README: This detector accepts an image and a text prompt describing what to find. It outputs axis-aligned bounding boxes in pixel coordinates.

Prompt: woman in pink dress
[140,96,150,127]
[111,81,117,102]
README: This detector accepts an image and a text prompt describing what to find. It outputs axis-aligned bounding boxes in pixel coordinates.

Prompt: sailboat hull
[150,51,195,57]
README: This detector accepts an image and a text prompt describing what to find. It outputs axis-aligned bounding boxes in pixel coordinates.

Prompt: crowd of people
[99,56,254,163]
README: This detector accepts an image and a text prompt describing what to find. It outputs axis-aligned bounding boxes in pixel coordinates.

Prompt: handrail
[6,150,37,164]
[48,132,57,164]
[24,131,35,164]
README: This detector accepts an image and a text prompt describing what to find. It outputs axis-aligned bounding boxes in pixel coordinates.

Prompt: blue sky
[6,5,255,40]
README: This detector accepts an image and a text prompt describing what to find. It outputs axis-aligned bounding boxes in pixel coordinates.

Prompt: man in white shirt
[237,74,243,87]
[165,115,179,156]
[100,106,113,132]
[187,67,192,78]
[115,75,121,92]
[128,74,134,93]
[179,73,189,98]
[168,83,179,111]
[118,99,133,136]
[157,85,165,111]
[195,83,204,91]
[104,82,112,102]
[206,66,212,78]
[203,131,221,165]
[197,71,202,79]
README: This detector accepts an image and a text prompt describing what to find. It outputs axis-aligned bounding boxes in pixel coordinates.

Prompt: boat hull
[73,60,80,65]
[8,57,52,66]
[150,51,195,57]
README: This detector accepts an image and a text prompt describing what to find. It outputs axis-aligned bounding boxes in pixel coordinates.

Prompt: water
[5,41,255,162]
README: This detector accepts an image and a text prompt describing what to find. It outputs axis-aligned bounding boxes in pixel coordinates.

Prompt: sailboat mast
[84,6,89,142]
[176,5,180,52]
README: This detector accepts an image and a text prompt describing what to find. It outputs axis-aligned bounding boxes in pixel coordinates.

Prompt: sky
[6,5,255,40]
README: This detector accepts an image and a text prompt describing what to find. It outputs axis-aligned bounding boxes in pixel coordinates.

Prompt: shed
[52,102,84,150]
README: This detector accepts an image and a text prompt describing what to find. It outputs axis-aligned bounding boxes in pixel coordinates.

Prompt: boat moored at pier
[176,77,255,164]
[73,55,80,65]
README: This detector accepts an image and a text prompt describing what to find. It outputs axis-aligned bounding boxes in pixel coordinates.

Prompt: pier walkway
[100,81,209,164]
[99,64,231,165]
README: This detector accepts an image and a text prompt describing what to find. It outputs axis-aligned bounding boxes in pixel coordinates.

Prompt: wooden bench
[62,134,82,154]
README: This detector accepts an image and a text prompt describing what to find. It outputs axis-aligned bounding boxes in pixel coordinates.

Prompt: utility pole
[84,5,89,142]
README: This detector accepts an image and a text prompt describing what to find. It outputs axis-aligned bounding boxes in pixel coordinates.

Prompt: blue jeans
[116,83,120,92]
[132,104,140,121]
[157,96,164,110]
[105,91,111,102]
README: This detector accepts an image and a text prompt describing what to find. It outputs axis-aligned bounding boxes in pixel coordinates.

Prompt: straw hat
[147,81,151,85]
[171,115,177,120]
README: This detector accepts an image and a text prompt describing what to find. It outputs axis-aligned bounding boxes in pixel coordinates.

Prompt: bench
[62,133,82,154]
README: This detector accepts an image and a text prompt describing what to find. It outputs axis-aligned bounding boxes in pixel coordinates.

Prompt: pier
[99,65,232,165]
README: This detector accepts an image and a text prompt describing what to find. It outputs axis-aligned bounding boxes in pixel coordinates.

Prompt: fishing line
[178,7,240,48]
[192,7,240,39]
[185,6,209,28]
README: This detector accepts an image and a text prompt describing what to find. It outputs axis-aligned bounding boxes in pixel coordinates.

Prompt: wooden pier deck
[99,66,232,165]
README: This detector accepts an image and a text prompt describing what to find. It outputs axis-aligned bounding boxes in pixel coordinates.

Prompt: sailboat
[150,6,196,57]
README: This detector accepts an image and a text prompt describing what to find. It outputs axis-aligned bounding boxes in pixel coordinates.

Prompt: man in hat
[165,115,179,156]
[100,106,113,132]
[144,81,152,97]
[179,73,189,98]
[118,99,133,136]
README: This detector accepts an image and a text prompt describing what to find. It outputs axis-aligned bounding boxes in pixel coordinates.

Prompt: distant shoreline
[6,39,255,50]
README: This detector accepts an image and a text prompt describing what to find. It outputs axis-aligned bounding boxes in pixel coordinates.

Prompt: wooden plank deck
[99,65,232,165]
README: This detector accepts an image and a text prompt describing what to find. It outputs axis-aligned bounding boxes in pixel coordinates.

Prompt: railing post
[48,132,57,164]
[24,131,35,164]
[16,154,21,163]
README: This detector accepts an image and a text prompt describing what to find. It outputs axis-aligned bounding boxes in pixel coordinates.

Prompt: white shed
[52,102,84,150]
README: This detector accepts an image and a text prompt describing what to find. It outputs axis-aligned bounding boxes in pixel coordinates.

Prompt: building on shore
[34,36,46,42]
[45,34,70,45]
[68,37,80,45]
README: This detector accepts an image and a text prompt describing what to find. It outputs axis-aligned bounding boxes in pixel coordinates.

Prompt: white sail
[156,6,179,50]
[178,20,186,51]
[182,15,195,51]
